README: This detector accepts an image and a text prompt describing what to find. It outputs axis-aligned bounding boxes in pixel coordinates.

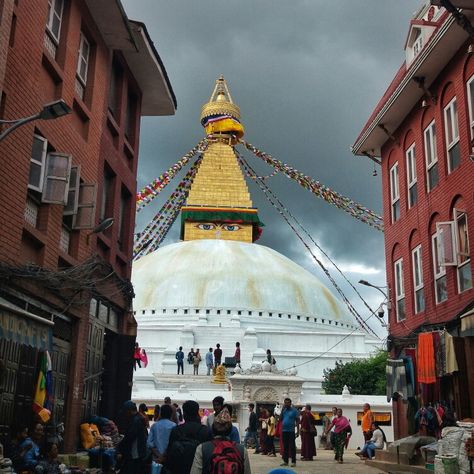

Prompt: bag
[166,426,207,473]
[187,353,194,364]
[206,440,244,474]
[272,357,276,365]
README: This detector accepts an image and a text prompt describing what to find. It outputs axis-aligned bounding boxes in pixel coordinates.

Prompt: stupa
[132,76,382,403]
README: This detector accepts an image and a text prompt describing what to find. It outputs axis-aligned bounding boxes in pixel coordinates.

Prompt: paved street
[248,448,381,474]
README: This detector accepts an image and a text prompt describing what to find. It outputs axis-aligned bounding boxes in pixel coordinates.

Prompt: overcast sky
[122,1,422,336]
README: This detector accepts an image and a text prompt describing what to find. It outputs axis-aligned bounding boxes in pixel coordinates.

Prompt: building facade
[352,1,474,439]
[0,0,175,450]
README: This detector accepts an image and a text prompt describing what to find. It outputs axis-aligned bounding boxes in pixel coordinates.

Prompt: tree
[321,350,387,396]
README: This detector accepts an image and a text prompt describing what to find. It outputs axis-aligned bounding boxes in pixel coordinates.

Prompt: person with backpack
[164,400,211,474]
[190,407,251,474]
[187,349,195,365]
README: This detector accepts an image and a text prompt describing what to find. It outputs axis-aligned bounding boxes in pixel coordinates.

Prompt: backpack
[203,439,244,474]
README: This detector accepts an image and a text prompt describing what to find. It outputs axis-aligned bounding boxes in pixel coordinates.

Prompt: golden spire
[181,76,263,243]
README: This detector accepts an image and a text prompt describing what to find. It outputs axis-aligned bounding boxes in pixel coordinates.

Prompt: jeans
[282,432,296,463]
[177,361,183,374]
[361,441,377,459]
[193,365,199,375]
[244,430,259,451]
[207,364,213,375]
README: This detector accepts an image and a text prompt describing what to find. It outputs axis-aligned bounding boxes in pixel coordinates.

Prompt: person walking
[328,406,337,450]
[234,342,241,368]
[176,346,185,375]
[243,403,259,453]
[280,398,299,468]
[147,404,176,470]
[205,348,214,376]
[193,349,202,375]
[326,408,352,464]
[361,403,374,442]
[319,411,331,449]
[213,344,222,368]
[206,396,224,430]
[165,400,212,474]
[265,409,276,457]
[300,404,316,461]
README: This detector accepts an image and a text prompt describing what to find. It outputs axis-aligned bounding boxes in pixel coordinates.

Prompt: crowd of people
[177,342,242,376]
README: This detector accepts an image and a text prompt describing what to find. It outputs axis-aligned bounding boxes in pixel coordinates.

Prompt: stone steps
[365,459,432,473]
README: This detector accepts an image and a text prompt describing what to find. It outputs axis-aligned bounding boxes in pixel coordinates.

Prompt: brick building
[352,1,473,439]
[0,0,175,450]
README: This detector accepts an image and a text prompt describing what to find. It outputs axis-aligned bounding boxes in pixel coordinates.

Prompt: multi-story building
[352,1,473,438]
[0,0,175,449]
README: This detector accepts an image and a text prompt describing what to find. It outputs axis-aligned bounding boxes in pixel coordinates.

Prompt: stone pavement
[248,448,382,474]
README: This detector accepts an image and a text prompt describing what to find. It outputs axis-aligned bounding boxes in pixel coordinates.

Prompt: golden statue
[212,364,227,384]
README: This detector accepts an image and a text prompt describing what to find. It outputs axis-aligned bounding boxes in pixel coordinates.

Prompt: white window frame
[424,120,438,191]
[41,152,72,205]
[454,209,472,293]
[413,32,423,58]
[76,32,90,86]
[390,163,400,223]
[406,143,417,208]
[432,231,448,304]
[467,75,474,146]
[436,221,457,266]
[28,134,48,192]
[64,165,81,215]
[444,97,460,173]
[412,245,424,313]
[46,0,64,44]
[394,258,405,321]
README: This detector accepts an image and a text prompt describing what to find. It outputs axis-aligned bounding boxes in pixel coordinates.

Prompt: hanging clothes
[433,332,445,377]
[402,356,415,397]
[445,333,459,374]
[405,348,418,388]
[386,359,409,402]
[417,333,436,384]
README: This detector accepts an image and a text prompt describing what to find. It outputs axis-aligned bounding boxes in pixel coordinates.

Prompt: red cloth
[300,411,316,459]
[234,347,241,362]
[417,333,436,384]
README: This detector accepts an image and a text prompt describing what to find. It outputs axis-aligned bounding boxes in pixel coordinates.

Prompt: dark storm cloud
[123,1,421,331]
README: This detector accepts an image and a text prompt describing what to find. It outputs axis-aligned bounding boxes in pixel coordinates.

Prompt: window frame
[432,231,448,304]
[444,97,460,173]
[28,134,48,192]
[424,120,438,191]
[64,165,81,216]
[76,31,90,86]
[41,152,72,205]
[466,74,474,146]
[411,245,425,314]
[46,0,64,44]
[454,209,472,293]
[390,162,400,223]
[72,182,97,230]
[394,258,405,321]
[406,143,417,208]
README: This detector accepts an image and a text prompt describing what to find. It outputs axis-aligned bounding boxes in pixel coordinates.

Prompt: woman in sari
[325,408,351,464]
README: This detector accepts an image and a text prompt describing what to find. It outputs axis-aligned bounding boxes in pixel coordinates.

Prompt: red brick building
[352,2,473,439]
[0,0,175,450]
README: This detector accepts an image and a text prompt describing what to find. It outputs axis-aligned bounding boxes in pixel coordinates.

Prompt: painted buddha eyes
[196,223,241,232]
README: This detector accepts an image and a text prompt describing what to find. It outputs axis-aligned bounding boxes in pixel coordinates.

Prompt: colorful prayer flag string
[238,140,384,232]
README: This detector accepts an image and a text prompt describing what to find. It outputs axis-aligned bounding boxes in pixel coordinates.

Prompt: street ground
[248,448,381,474]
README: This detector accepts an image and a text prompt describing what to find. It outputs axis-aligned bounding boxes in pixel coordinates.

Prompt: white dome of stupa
[132,239,356,327]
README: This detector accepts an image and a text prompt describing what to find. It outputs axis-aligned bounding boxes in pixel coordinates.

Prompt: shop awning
[0,297,53,350]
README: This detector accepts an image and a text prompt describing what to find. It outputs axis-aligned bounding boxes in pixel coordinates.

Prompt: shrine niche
[253,386,279,402]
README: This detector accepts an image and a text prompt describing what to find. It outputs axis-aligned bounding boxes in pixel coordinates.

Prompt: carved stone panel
[253,386,279,402]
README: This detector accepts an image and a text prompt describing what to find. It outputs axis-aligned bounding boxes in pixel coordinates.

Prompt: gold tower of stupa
[181,76,263,243]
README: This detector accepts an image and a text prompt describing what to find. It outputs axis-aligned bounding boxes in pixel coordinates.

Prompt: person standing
[138,403,150,430]
[165,400,211,474]
[265,409,276,457]
[361,403,374,442]
[326,408,352,464]
[117,401,148,473]
[213,344,222,368]
[234,342,241,368]
[319,411,331,449]
[258,408,269,455]
[134,342,142,371]
[206,396,224,431]
[205,348,214,376]
[193,349,202,375]
[187,348,195,365]
[153,405,160,422]
[243,403,259,453]
[328,406,337,450]
[280,398,299,468]
[176,346,185,375]
[147,404,176,469]
[300,404,316,461]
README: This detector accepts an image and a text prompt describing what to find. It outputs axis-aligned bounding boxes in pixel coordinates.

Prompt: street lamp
[359,279,390,328]
[0,99,71,142]
[358,279,388,298]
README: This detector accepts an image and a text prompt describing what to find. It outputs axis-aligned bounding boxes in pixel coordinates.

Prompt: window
[72,182,97,229]
[46,0,64,43]
[118,188,131,247]
[390,163,400,222]
[100,170,114,221]
[406,143,417,208]
[64,165,81,216]
[75,32,90,100]
[394,258,405,321]
[413,30,423,57]
[108,60,122,118]
[444,98,460,172]
[432,231,448,303]
[28,135,47,192]
[424,121,438,191]
[467,75,474,144]
[42,153,72,204]
[455,210,472,293]
[412,245,425,313]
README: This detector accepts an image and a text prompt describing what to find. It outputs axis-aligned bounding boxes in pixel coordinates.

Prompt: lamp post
[358,279,388,299]
[0,99,71,142]
[359,279,390,328]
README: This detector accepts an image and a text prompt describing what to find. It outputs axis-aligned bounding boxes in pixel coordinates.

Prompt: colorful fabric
[417,333,436,384]
[402,356,415,394]
[333,431,347,461]
[386,359,409,401]
[433,332,444,377]
[361,410,373,432]
[33,350,52,416]
[331,416,350,434]
[204,117,245,138]
[181,209,264,227]
[445,333,458,374]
